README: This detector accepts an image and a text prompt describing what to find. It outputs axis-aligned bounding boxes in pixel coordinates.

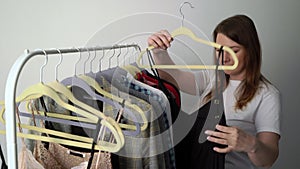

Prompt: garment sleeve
[255,86,281,135]
[193,70,213,97]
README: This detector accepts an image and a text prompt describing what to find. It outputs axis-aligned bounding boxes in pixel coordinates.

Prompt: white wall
[1,0,299,168]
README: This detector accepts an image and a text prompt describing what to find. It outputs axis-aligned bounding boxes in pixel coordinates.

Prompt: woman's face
[216,33,247,80]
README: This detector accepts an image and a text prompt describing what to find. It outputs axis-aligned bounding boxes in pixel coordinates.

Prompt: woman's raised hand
[147,30,173,50]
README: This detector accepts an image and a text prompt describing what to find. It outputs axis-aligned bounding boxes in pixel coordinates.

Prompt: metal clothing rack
[4,44,140,168]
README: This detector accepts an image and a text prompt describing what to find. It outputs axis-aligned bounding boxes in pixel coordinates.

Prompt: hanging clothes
[33,140,112,169]
[93,66,176,169]
[28,87,113,169]
[3,44,144,168]
[18,144,44,169]
[26,96,72,151]
[136,69,181,123]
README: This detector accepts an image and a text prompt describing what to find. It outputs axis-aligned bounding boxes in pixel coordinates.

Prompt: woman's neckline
[229,79,241,86]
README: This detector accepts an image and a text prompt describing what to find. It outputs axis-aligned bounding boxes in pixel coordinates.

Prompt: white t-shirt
[194,70,281,169]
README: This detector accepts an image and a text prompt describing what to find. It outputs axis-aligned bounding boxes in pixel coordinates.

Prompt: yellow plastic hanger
[15,82,98,123]
[34,48,140,134]
[137,2,238,70]
[46,81,107,118]
[46,79,141,131]
[2,85,95,124]
[41,49,125,148]
[0,118,124,152]
[45,49,108,120]
[0,100,124,152]
[119,45,143,76]
[0,49,125,152]
[0,101,5,124]
[1,86,125,147]
[11,49,98,123]
[79,74,148,131]
[79,47,148,131]
[121,64,142,77]
[24,101,93,123]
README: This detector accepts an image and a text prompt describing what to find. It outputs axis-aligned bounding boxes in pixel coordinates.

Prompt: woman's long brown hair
[206,14,269,110]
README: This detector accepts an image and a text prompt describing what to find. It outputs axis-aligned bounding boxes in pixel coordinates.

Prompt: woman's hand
[205,124,280,168]
[146,29,198,95]
[147,30,173,50]
[205,124,257,153]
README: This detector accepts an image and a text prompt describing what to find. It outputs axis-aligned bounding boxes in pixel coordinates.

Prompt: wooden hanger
[136,2,238,70]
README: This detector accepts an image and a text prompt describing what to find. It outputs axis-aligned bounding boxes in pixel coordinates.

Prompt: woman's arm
[247,132,280,168]
[148,30,198,95]
[205,88,281,168]
[205,125,279,168]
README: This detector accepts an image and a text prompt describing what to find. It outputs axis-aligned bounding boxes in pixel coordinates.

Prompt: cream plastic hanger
[22,99,93,123]
[0,50,125,152]
[120,46,143,76]
[12,83,98,123]
[79,48,148,131]
[46,49,108,120]
[137,2,238,70]
[79,72,148,131]
[0,99,124,152]
[122,64,141,77]
[39,49,125,147]
[47,49,140,132]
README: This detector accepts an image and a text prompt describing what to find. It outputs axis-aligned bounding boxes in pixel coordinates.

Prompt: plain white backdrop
[0,0,299,168]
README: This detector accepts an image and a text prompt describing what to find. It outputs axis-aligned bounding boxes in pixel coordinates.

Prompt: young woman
[147,14,281,169]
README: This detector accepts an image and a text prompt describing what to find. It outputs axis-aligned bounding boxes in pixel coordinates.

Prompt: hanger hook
[99,47,105,72]
[90,47,97,73]
[54,48,63,81]
[130,43,140,64]
[108,46,116,69]
[116,45,122,66]
[39,49,48,83]
[123,44,130,66]
[73,47,81,76]
[83,48,91,74]
[135,43,141,62]
[129,44,135,64]
[179,1,194,27]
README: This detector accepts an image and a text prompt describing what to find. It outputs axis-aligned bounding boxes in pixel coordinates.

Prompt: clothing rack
[4,44,140,168]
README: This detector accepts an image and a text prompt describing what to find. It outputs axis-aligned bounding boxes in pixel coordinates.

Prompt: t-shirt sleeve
[255,85,281,135]
[193,70,213,97]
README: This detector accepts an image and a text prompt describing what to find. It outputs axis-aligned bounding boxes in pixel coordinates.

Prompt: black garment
[69,86,103,152]
[0,145,7,169]
[174,101,226,169]
[98,68,176,169]
[138,69,181,124]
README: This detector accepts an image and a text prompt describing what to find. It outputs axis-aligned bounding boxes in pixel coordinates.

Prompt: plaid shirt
[97,66,177,169]
[100,75,172,169]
